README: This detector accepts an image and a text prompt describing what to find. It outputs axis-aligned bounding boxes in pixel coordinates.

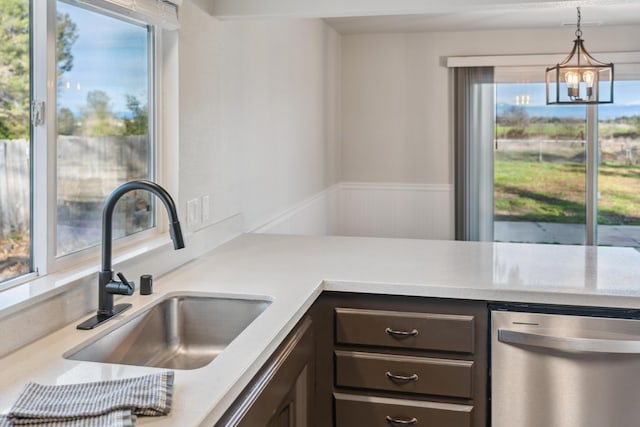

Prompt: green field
[497,122,640,141]
[495,159,640,225]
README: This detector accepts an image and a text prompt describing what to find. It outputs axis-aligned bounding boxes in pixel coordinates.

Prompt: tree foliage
[0,0,78,139]
[56,11,78,76]
[633,115,640,134]
[57,107,76,135]
[81,90,123,137]
[2,1,149,140]
[0,0,30,139]
[72,92,148,137]
[497,105,530,127]
[123,94,148,135]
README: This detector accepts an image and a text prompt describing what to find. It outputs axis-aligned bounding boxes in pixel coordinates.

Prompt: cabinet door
[267,370,306,427]
[217,316,314,427]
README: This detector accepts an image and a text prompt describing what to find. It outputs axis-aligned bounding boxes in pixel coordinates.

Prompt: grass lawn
[495,159,640,225]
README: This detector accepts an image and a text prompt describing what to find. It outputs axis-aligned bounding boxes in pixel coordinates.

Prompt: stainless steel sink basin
[65,293,271,370]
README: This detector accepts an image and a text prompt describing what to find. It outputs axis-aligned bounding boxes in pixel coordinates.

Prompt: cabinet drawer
[335,350,473,398]
[335,392,473,427]
[335,308,475,353]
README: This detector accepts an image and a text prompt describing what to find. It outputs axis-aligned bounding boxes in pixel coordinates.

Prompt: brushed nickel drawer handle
[385,415,418,425]
[385,327,419,337]
[385,371,419,382]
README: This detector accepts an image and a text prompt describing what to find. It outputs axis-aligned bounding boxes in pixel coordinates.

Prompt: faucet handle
[106,272,135,296]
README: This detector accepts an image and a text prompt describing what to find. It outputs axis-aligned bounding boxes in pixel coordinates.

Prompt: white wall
[178,0,341,237]
[336,25,640,239]
[341,25,640,185]
[178,6,640,242]
[341,33,450,184]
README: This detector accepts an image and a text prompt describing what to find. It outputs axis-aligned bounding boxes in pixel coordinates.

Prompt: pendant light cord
[575,7,582,39]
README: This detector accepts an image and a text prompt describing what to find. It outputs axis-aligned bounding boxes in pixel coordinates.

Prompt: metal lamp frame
[545,8,614,105]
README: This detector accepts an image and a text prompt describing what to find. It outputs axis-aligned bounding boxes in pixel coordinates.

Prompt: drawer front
[335,308,475,353]
[335,350,473,398]
[335,392,473,427]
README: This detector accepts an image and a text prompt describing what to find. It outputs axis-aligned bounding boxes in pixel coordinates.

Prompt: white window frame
[1,0,179,289]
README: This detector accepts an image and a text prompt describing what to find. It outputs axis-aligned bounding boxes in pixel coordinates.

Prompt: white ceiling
[324,2,640,33]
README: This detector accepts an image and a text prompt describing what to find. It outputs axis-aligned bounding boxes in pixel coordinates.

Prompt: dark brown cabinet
[335,307,476,353]
[216,316,314,427]
[218,292,488,427]
[334,350,474,398]
[313,292,488,427]
[334,392,473,427]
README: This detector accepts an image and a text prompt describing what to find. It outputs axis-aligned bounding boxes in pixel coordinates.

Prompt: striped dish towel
[0,371,173,427]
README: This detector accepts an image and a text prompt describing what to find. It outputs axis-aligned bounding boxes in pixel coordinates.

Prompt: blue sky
[496,80,640,119]
[496,81,640,107]
[57,1,639,121]
[56,2,148,116]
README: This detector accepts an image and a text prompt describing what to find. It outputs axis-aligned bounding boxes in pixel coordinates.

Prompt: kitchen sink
[65,293,272,370]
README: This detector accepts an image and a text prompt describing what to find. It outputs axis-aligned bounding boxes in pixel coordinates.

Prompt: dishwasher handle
[498,328,640,354]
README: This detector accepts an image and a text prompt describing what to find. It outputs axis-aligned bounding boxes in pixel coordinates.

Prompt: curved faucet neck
[101,179,184,273]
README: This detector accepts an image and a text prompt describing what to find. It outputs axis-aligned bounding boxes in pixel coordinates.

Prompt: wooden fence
[0,136,148,237]
[0,139,29,237]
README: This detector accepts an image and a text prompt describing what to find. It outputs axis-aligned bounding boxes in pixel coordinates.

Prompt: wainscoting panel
[337,183,454,240]
[253,182,454,241]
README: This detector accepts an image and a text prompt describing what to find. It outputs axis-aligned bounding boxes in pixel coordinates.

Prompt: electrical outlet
[187,198,201,228]
[202,195,210,222]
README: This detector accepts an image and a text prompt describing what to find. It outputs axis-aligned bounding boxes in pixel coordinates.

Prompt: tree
[81,90,122,137]
[632,115,640,134]
[0,0,78,139]
[500,105,530,127]
[123,95,148,136]
[0,0,30,139]
[56,11,78,77]
[57,107,76,135]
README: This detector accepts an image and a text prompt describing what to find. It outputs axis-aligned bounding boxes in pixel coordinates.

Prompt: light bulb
[582,71,595,87]
[565,71,580,99]
[565,71,579,87]
[583,70,595,99]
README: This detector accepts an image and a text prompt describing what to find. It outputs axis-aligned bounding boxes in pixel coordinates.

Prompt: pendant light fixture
[546,7,614,105]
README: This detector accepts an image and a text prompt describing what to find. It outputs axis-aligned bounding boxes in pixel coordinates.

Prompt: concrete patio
[494,221,640,247]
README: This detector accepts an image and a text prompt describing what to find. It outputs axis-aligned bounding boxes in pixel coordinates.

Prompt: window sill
[0,214,244,358]
[0,234,174,319]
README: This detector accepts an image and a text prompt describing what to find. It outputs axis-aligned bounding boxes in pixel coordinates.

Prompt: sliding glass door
[597,67,640,247]
[493,66,640,248]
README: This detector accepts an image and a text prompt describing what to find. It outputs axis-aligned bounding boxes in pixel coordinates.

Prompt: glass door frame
[586,105,598,246]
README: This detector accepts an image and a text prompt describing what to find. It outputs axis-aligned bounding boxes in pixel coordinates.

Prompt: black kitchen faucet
[77,180,185,330]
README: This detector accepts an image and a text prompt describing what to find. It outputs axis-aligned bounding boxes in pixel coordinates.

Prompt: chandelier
[545,7,614,105]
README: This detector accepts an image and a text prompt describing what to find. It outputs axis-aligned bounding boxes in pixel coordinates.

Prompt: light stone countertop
[2,233,640,426]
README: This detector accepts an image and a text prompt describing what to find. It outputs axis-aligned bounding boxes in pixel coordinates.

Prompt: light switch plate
[202,195,210,222]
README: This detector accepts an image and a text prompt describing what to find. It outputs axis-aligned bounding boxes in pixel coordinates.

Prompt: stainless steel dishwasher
[491,306,640,427]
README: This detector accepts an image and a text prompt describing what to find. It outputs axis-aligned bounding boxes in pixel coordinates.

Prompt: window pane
[597,74,640,248]
[56,2,153,257]
[494,67,587,245]
[0,0,31,281]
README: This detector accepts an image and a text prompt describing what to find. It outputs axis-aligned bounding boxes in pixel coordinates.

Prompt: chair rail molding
[253,182,454,241]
